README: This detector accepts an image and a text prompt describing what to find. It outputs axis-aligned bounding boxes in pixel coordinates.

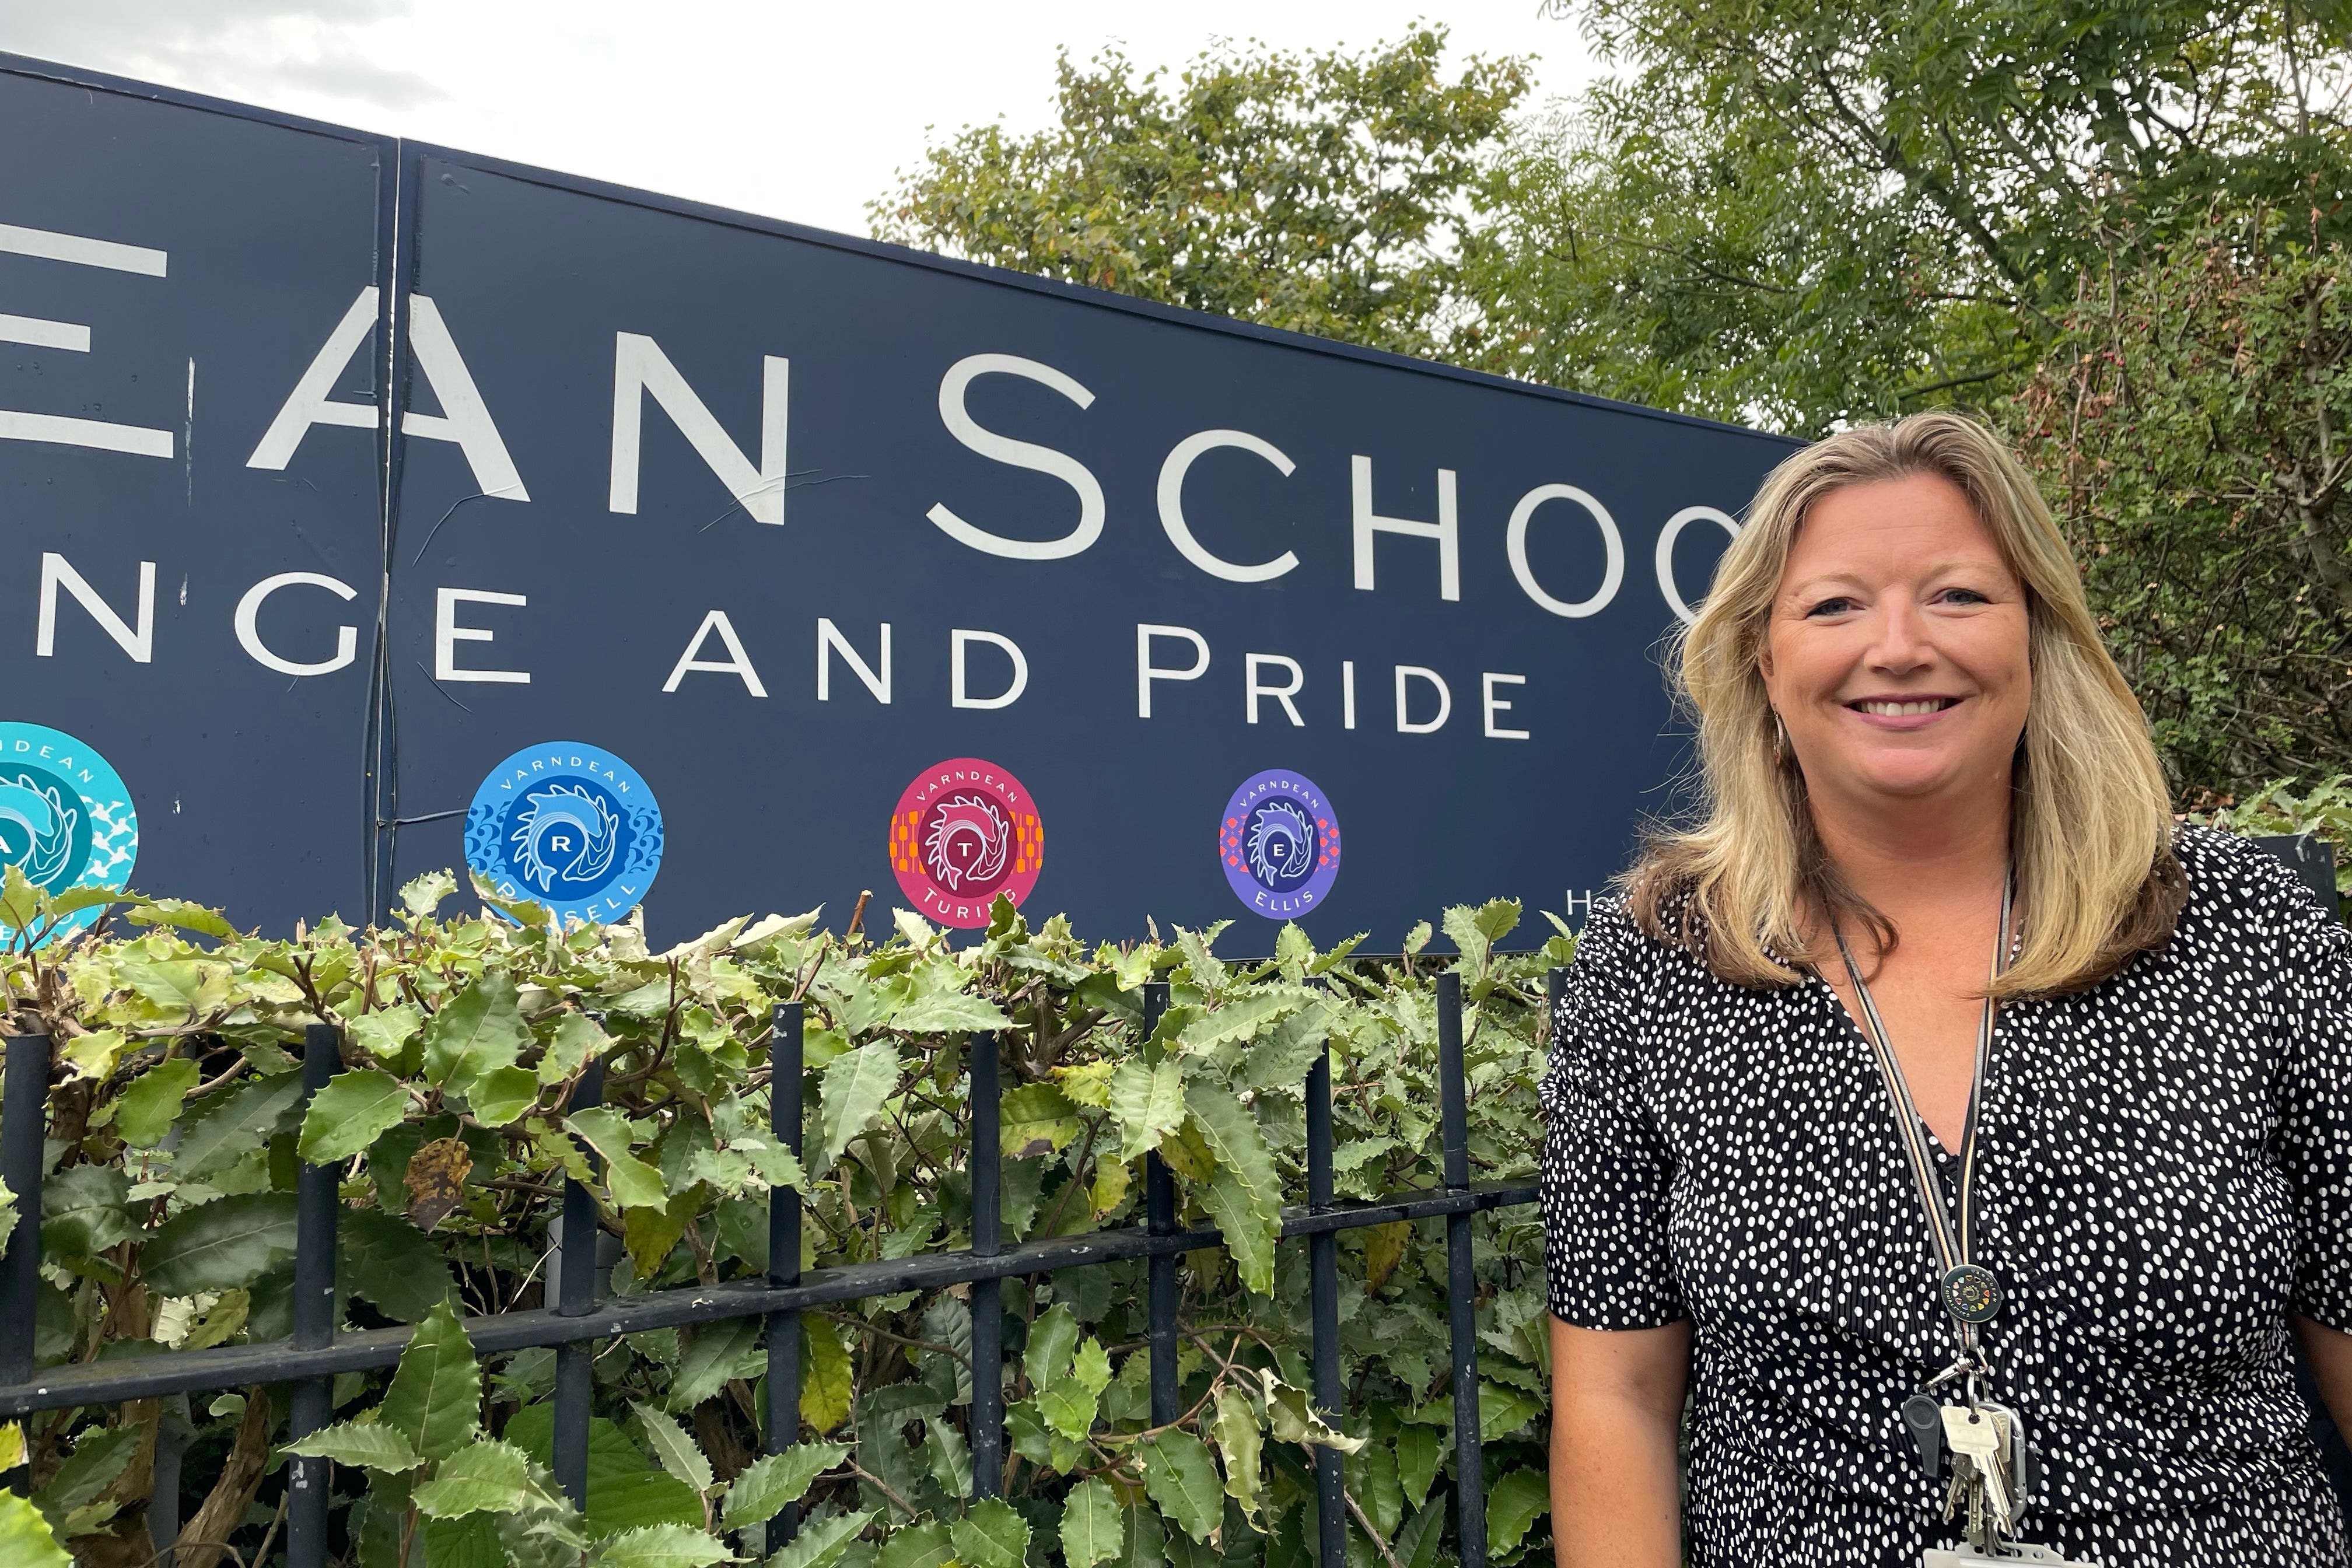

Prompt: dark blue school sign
[1,54,1801,950]
[0,60,390,928]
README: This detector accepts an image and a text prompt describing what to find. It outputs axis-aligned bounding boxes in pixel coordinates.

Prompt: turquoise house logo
[465,743,664,924]
[0,722,139,944]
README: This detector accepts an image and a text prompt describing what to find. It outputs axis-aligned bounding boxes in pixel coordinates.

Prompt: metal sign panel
[0,57,391,933]
[380,149,1796,947]
[1,53,1800,947]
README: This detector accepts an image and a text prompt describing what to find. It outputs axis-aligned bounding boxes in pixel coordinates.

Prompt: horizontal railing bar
[0,1180,1536,1416]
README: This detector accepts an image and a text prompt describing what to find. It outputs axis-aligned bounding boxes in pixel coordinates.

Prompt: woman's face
[1759,472,2032,812]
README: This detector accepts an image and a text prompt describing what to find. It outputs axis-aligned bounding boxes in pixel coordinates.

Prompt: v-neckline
[1807,965,1982,1163]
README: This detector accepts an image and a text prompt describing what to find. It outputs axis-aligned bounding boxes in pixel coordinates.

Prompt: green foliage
[383,1301,486,1462]
[0,1490,71,1568]
[140,1192,298,1297]
[0,877,1564,1566]
[299,1067,414,1163]
[1471,0,2352,434]
[871,29,1530,361]
[2192,775,2352,895]
[873,16,2350,804]
[2009,206,2352,792]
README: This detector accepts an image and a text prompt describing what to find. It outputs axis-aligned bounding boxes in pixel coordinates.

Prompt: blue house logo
[466,743,663,925]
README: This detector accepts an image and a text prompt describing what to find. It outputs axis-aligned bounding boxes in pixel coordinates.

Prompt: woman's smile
[1845,694,1964,724]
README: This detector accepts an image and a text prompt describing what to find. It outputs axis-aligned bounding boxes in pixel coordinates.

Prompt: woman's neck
[1809,780,2013,918]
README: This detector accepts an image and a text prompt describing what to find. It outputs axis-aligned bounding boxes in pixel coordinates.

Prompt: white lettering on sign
[1482,671,1530,740]
[1157,429,1300,582]
[235,572,359,677]
[0,221,173,458]
[610,332,789,524]
[0,313,88,352]
[663,610,767,696]
[402,297,530,498]
[248,291,527,498]
[435,587,530,684]
[1507,484,1623,618]
[38,553,155,662]
[246,288,374,462]
[1245,653,1305,727]
[1352,456,1459,601]
[1136,623,1210,718]
[1394,665,1451,734]
[951,629,1029,710]
[1656,505,1742,625]
[926,353,1105,560]
[817,619,891,704]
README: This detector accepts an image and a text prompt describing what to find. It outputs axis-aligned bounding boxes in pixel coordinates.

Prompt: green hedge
[0,868,1565,1568]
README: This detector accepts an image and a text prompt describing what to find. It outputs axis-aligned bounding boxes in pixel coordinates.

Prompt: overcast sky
[0,1,1597,239]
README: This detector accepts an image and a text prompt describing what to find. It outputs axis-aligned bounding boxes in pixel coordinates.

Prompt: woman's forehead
[1782,475,2011,578]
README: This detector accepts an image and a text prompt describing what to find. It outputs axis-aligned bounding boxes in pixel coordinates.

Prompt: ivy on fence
[0,866,1564,1568]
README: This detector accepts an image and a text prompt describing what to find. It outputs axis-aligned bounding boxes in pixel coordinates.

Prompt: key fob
[1902,1394,1945,1479]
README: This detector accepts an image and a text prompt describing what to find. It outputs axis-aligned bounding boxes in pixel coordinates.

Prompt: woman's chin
[1821,761,1974,804]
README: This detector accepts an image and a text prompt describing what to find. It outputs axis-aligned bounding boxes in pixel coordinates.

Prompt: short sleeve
[1540,896,1686,1329]
[2266,860,2352,1330]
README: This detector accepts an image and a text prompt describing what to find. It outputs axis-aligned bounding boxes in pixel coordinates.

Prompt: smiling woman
[1635,411,2182,1002]
[1540,412,2352,1568]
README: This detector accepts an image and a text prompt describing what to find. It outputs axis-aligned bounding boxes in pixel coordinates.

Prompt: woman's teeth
[1854,699,1950,716]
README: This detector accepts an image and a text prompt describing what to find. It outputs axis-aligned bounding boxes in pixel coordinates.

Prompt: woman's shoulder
[1563,883,1737,1003]
[1569,887,1675,972]
[2166,821,2341,945]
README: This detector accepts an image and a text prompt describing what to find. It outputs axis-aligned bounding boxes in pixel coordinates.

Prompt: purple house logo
[1218,769,1342,920]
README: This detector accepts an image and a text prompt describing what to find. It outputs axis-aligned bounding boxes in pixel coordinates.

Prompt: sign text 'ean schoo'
[0,53,1798,947]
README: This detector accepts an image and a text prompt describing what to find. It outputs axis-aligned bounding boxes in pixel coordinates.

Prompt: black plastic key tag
[1903,1394,1946,1478]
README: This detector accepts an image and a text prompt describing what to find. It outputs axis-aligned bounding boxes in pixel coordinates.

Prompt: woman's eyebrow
[1777,571,1869,599]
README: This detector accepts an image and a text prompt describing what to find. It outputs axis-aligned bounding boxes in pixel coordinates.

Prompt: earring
[1770,710,1790,765]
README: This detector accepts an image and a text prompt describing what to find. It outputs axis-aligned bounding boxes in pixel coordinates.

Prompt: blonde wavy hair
[1628,410,2184,998]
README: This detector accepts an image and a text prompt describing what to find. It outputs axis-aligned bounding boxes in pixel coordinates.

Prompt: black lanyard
[1835,873,2014,1362]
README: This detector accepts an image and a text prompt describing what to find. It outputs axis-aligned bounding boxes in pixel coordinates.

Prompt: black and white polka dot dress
[1540,825,2352,1566]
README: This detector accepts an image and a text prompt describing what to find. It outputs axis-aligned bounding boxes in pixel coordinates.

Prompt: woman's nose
[1866,599,1934,671]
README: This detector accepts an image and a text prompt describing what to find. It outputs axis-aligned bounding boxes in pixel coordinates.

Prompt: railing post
[765,1002,806,1552]
[1436,972,1486,1566]
[968,1031,1004,1497]
[286,1023,342,1568]
[1141,981,1179,1428]
[0,1032,49,1493]
[1307,1037,1345,1568]
[554,1058,606,1512]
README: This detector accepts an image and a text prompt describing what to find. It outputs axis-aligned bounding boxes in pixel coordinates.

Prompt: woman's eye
[1937,587,1989,606]
[1805,597,1855,617]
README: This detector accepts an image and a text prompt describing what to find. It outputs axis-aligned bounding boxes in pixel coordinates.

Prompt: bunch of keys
[1901,1393,2080,1563]
[1941,1403,2021,1543]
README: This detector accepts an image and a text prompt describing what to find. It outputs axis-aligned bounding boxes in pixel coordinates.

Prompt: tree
[1472,0,2352,433]
[2010,202,2352,791]
[874,13,2352,800]
[869,29,1529,360]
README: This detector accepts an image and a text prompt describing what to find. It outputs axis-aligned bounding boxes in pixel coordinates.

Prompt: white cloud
[0,1,1593,236]
[0,0,447,108]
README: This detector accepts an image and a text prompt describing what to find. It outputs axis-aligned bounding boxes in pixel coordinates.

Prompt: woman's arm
[2295,1314,2352,1434]
[1549,1314,1690,1568]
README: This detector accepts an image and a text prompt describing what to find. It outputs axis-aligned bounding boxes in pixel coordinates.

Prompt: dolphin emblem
[510,783,619,892]
[0,774,76,888]
[1246,800,1314,884]
[924,794,1009,891]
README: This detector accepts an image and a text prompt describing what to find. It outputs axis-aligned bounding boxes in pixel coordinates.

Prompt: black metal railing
[0,970,1545,1568]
